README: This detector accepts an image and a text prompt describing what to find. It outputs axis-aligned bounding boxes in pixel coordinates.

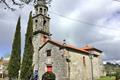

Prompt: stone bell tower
[32,0,51,68]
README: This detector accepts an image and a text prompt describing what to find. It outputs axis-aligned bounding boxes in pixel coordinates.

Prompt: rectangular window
[83,56,86,66]
[46,50,51,57]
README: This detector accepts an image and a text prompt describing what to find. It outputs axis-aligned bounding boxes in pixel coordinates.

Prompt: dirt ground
[0,77,8,80]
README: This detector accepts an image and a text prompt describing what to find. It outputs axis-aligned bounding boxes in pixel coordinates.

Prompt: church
[32,0,104,80]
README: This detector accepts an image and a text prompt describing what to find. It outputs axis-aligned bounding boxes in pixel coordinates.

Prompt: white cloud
[50,0,120,60]
[1,0,120,61]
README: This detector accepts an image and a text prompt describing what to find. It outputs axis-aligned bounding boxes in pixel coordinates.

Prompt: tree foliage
[115,69,120,80]
[0,0,23,11]
[8,17,21,80]
[20,12,33,80]
[104,62,120,77]
[0,0,52,11]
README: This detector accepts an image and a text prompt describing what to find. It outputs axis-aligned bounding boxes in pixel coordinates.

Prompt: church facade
[32,0,104,80]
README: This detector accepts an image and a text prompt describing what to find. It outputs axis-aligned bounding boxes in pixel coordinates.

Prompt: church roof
[39,40,102,56]
[80,45,102,53]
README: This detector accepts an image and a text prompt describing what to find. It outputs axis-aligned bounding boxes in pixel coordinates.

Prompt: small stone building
[32,0,104,80]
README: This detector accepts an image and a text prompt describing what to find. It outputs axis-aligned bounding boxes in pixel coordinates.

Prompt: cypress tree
[20,12,33,80]
[8,17,21,80]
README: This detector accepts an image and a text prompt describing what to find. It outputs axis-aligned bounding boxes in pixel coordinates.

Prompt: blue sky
[0,0,120,62]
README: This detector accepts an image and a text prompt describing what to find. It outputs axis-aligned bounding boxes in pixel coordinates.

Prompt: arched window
[36,7,38,11]
[40,8,42,13]
[44,9,46,15]
[43,20,46,26]
[35,19,38,23]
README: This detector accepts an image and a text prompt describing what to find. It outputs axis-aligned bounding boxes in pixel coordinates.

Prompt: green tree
[115,69,120,80]
[20,12,33,80]
[8,17,21,80]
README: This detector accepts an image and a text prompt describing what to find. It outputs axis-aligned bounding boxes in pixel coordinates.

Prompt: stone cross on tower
[32,0,51,68]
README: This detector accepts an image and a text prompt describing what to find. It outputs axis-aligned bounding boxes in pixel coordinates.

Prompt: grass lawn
[98,76,116,80]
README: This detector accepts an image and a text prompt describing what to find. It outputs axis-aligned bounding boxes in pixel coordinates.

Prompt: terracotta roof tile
[80,45,102,53]
[48,40,92,54]
[39,40,102,56]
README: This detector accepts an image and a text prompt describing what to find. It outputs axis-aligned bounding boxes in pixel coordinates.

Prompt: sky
[0,0,120,63]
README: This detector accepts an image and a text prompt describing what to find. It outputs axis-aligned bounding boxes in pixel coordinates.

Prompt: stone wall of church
[92,51,104,78]
[32,34,41,66]
[92,55,101,79]
[38,42,103,80]
[68,50,103,80]
[38,43,68,80]
[68,50,91,80]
